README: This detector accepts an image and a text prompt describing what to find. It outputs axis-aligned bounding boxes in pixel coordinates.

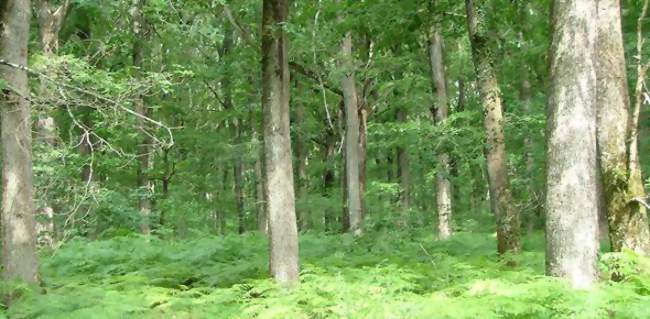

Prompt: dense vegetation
[1,0,650,317]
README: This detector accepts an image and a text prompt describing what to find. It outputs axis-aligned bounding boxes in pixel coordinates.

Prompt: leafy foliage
[3,228,650,318]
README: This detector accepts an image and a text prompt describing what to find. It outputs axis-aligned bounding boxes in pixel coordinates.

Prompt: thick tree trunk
[596,0,650,254]
[428,28,453,239]
[132,0,153,235]
[262,0,299,284]
[546,0,599,289]
[339,29,364,235]
[0,0,39,286]
[465,0,520,255]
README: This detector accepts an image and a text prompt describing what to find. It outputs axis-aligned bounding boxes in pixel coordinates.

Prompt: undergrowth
[2,228,650,318]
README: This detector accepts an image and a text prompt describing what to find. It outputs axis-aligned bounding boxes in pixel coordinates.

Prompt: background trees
[1,0,650,314]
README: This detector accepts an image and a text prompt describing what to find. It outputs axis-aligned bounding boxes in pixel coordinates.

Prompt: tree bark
[596,0,650,254]
[546,0,599,289]
[131,0,153,235]
[465,0,520,255]
[294,80,309,230]
[338,24,364,235]
[397,107,411,215]
[1,0,39,286]
[262,0,299,284]
[219,22,246,235]
[35,0,70,246]
[428,28,453,239]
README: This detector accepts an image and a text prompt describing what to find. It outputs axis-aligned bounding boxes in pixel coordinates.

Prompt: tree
[596,0,650,254]
[262,0,299,283]
[131,0,153,235]
[545,0,599,289]
[1,0,40,286]
[465,0,520,255]
[34,0,73,246]
[428,27,453,239]
[338,8,363,236]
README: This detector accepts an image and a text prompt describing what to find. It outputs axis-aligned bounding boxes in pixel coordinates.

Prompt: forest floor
[3,220,650,319]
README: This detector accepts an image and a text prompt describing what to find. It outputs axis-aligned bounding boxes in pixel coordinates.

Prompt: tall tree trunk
[262,0,299,284]
[519,68,538,233]
[323,129,337,231]
[428,28,453,239]
[358,102,368,216]
[255,154,268,233]
[465,0,520,255]
[220,22,246,235]
[339,26,363,235]
[132,0,153,235]
[35,0,70,246]
[397,107,411,215]
[546,0,599,289]
[0,0,39,286]
[596,0,650,254]
[294,80,309,230]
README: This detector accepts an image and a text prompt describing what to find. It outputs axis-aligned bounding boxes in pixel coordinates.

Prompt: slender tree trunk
[339,26,363,235]
[1,0,39,286]
[517,60,538,233]
[323,123,338,231]
[35,0,70,246]
[220,22,246,235]
[546,0,599,289]
[596,0,650,254]
[254,138,268,234]
[131,0,153,235]
[262,0,299,284]
[294,80,309,230]
[358,102,368,216]
[428,28,453,239]
[397,108,411,216]
[466,0,520,255]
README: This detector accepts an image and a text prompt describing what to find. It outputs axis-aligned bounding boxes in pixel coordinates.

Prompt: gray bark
[1,0,39,285]
[339,28,363,235]
[428,28,453,239]
[546,0,600,289]
[262,0,299,284]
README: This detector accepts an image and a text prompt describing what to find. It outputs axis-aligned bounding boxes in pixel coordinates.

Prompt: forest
[1,0,650,318]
